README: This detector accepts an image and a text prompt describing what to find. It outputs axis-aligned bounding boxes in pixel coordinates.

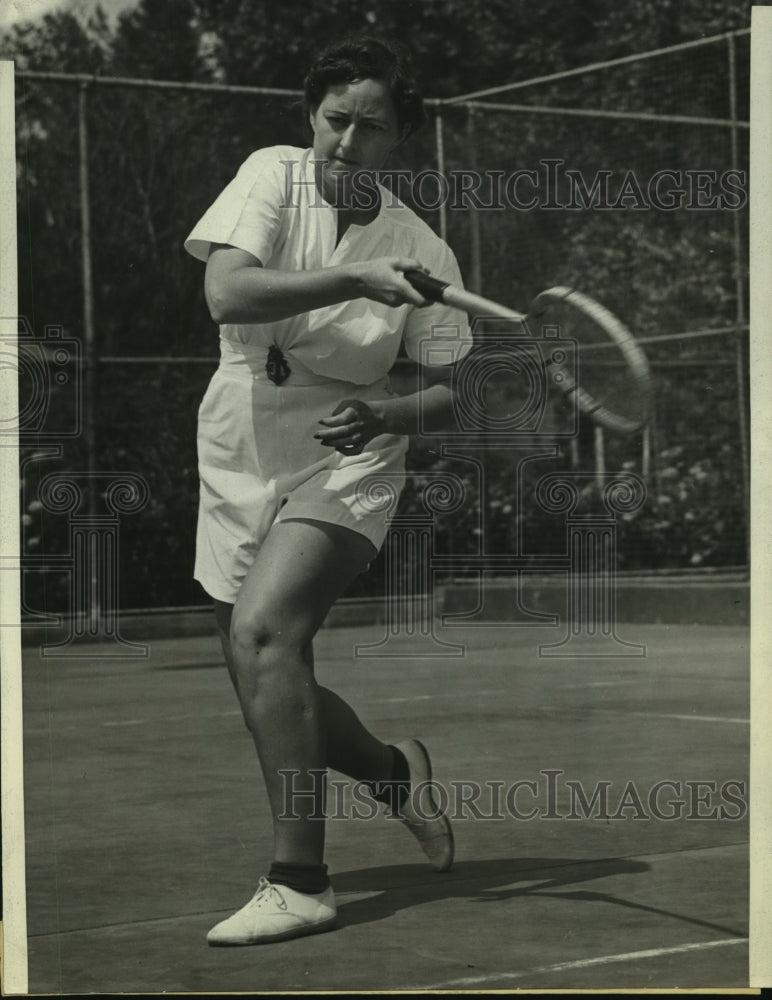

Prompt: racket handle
[403,269,450,302]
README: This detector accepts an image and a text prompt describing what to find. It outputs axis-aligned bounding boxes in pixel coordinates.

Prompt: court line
[379,690,503,703]
[90,707,748,727]
[631,712,749,725]
[424,936,747,990]
[101,709,243,727]
[380,694,434,703]
[563,681,643,688]
[374,698,749,725]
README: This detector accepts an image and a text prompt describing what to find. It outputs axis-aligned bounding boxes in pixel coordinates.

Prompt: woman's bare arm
[316,364,458,451]
[204,244,428,324]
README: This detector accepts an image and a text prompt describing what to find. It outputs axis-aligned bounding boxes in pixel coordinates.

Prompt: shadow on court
[334,857,745,940]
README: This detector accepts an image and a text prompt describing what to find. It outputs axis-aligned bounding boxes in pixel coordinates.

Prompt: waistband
[217,338,340,386]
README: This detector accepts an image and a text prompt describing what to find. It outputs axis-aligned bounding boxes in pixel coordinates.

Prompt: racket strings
[527,293,651,434]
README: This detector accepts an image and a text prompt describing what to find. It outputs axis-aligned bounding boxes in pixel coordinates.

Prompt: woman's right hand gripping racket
[404,270,652,435]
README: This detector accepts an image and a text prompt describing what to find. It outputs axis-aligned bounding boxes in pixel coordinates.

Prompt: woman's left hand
[315,399,386,455]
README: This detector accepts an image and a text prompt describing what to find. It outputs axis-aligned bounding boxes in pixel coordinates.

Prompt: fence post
[434,106,447,242]
[465,105,483,294]
[727,34,750,565]
[78,81,100,613]
[593,425,605,492]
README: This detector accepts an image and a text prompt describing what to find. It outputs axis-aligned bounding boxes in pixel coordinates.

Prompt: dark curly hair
[303,36,427,138]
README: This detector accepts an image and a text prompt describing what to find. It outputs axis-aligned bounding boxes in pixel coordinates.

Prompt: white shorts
[195,341,409,604]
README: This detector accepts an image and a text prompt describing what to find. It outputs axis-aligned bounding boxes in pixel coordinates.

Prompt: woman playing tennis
[185,36,473,945]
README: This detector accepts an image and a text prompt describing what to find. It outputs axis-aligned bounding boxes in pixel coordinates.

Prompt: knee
[231,607,269,655]
[229,609,318,731]
[232,609,275,662]
[230,607,305,678]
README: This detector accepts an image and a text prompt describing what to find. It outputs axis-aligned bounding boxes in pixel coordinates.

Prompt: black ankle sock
[368,745,410,813]
[267,861,330,894]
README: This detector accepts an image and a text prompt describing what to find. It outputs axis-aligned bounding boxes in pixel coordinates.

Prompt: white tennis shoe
[206,877,337,946]
[394,739,454,873]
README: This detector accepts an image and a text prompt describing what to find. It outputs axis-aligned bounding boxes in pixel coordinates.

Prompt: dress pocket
[197,371,238,424]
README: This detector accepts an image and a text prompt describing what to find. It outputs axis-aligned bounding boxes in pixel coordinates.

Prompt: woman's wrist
[376,381,455,438]
[368,398,392,435]
[371,396,410,436]
[339,261,367,300]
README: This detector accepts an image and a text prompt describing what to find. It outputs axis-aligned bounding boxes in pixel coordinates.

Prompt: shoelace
[250,876,288,911]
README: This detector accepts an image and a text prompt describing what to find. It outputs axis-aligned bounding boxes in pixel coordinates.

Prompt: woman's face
[309,77,408,207]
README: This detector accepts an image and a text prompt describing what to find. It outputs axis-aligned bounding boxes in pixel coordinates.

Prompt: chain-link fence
[13,28,749,614]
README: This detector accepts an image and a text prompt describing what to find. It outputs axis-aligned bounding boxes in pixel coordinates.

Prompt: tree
[4,0,753,609]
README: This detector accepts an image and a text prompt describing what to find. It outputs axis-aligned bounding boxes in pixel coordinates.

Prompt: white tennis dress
[185,146,472,604]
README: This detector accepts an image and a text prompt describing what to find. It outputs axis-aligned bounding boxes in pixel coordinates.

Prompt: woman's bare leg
[214,601,394,787]
[223,517,390,866]
[306,645,395,781]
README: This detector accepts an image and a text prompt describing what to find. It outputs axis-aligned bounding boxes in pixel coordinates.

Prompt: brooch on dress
[265,345,291,385]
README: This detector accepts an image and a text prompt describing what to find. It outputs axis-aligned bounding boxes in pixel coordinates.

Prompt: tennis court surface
[22,620,749,992]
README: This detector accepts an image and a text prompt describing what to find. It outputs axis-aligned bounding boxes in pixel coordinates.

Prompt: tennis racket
[404,270,652,435]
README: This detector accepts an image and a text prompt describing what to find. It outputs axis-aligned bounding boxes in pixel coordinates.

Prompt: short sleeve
[402,243,474,366]
[184,147,289,264]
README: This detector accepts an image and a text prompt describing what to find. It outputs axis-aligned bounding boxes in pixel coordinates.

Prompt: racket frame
[404,270,652,435]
